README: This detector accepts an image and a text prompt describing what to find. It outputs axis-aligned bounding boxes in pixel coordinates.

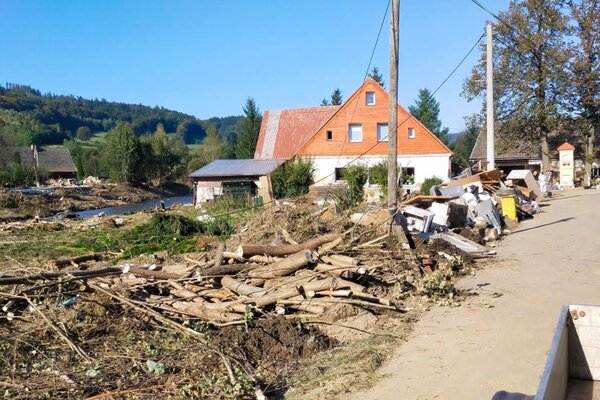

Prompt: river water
[75,195,193,218]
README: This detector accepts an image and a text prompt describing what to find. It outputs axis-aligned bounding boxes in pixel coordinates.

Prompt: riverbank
[0,183,190,222]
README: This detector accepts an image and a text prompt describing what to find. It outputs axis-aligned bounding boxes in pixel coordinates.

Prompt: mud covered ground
[0,200,486,399]
[0,183,189,222]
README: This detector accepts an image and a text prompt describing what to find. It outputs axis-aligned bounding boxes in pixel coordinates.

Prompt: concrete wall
[192,177,263,207]
[310,154,450,188]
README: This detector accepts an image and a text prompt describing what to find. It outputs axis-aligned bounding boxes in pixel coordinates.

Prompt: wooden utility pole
[486,21,495,171]
[387,0,399,214]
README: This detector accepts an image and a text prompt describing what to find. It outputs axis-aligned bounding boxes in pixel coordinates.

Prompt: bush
[420,176,443,194]
[272,157,314,198]
[369,161,388,187]
[73,213,236,258]
[0,163,36,187]
[342,164,368,208]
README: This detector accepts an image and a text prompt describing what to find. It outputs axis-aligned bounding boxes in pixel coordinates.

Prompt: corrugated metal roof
[189,159,286,178]
[254,106,339,159]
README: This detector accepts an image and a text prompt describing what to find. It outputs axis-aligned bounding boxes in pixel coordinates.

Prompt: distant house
[255,78,452,187]
[0,145,77,179]
[469,123,600,179]
[188,159,285,206]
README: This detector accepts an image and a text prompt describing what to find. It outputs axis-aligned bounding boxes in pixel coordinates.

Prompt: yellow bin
[500,195,517,222]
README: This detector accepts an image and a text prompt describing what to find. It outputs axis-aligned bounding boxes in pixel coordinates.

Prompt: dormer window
[366,92,376,105]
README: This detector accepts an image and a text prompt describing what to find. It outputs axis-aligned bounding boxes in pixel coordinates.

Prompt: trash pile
[354,169,542,256]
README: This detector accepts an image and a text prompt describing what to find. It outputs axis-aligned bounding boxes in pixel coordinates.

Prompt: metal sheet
[189,159,286,178]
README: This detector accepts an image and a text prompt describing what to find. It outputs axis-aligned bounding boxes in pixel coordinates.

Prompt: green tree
[320,98,330,106]
[451,114,484,167]
[568,0,600,186]
[409,88,449,144]
[369,66,385,88]
[463,0,570,171]
[76,153,84,180]
[236,97,262,159]
[271,158,314,198]
[103,122,141,183]
[76,126,92,141]
[330,88,343,106]
[342,165,368,208]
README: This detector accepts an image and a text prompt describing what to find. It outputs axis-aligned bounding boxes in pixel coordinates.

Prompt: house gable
[297,78,451,157]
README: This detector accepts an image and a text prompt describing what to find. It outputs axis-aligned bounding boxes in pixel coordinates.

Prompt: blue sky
[0,0,508,132]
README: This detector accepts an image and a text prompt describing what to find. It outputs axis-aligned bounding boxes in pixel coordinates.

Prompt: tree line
[0,83,240,147]
[64,97,261,185]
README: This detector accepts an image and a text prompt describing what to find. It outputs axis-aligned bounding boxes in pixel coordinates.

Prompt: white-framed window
[377,123,389,142]
[366,91,376,105]
[408,127,415,139]
[326,130,333,141]
[348,124,363,142]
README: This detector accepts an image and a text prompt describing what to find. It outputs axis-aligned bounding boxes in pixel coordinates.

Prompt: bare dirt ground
[346,188,600,400]
[0,183,188,222]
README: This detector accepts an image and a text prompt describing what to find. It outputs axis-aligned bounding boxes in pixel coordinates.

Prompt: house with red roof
[255,78,452,187]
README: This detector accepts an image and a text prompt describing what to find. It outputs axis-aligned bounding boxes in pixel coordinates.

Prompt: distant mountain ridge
[0,83,242,146]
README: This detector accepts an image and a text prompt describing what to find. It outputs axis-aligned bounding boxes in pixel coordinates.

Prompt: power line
[201,17,485,220]
[468,0,581,62]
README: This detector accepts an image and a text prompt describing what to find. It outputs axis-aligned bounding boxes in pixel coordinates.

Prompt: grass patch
[72,212,236,259]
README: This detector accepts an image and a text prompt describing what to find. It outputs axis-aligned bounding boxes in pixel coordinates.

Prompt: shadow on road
[511,217,575,235]
[542,194,582,202]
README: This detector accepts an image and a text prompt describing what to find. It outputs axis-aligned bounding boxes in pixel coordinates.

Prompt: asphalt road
[346,188,600,400]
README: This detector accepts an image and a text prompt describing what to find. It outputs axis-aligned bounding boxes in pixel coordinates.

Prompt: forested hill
[0,83,242,146]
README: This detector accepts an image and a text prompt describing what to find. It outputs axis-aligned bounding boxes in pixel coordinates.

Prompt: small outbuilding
[188,159,286,207]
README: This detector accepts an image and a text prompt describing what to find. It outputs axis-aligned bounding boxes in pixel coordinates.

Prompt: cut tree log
[249,255,280,264]
[284,303,326,314]
[251,277,341,308]
[314,263,356,278]
[222,251,245,262]
[328,254,358,266]
[248,250,315,279]
[213,243,225,269]
[201,264,251,277]
[53,253,104,268]
[236,234,342,257]
[262,270,318,290]
[317,237,344,255]
[170,301,242,322]
[221,276,266,298]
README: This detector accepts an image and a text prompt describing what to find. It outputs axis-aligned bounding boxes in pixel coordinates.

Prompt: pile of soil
[0,289,332,400]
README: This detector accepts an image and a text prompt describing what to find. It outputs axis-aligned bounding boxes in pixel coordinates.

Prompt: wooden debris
[236,234,342,257]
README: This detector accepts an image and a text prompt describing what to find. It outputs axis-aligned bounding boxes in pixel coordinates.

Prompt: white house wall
[310,154,450,187]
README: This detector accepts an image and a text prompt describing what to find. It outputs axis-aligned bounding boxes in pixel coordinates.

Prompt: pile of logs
[0,233,402,326]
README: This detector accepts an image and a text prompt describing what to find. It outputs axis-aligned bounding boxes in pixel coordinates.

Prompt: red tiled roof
[254,106,340,159]
[557,141,575,151]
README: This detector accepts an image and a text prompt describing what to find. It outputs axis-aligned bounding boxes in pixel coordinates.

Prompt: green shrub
[272,157,314,198]
[73,213,236,258]
[369,161,388,187]
[342,164,368,208]
[420,176,443,194]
